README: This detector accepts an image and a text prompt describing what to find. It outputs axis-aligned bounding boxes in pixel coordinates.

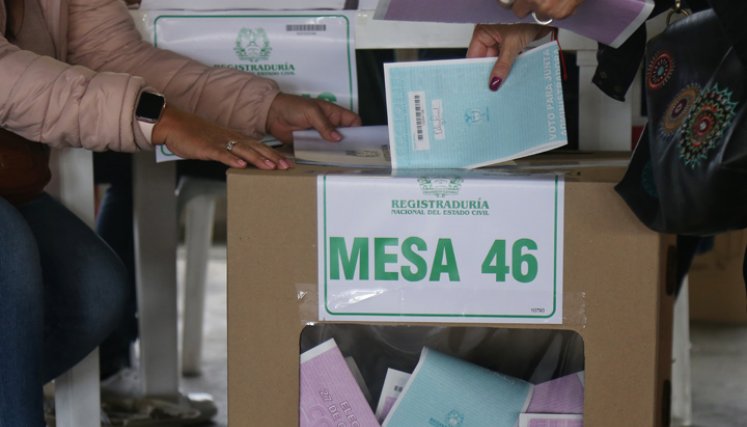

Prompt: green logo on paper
[464,107,489,124]
[417,177,463,198]
[429,410,464,427]
[234,28,272,62]
[159,145,176,157]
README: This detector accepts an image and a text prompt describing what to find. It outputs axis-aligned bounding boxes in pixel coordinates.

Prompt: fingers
[489,38,523,92]
[227,140,293,170]
[341,108,363,127]
[266,93,361,144]
[466,24,506,91]
[321,101,362,128]
[467,24,502,59]
[159,105,294,171]
[195,138,292,170]
[305,102,344,143]
[469,24,540,92]
[312,99,365,141]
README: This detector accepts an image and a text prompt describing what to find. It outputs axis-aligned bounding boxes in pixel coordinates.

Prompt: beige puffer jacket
[0,0,279,152]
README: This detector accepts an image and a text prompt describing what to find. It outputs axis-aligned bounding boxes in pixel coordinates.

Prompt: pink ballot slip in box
[300,339,380,427]
[519,413,584,427]
[527,371,585,414]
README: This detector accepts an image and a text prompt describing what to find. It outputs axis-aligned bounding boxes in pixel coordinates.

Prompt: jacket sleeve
[0,33,150,152]
[66,0,280,140]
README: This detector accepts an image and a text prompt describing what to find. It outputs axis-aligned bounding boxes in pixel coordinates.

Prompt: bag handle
[666,0,691,25]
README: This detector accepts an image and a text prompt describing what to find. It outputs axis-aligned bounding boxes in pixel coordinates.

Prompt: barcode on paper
[286,24,327,32]
[409,91,430,151]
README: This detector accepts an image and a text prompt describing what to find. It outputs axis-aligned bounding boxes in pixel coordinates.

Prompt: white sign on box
[139,11,358,162]
[317,174,565,324]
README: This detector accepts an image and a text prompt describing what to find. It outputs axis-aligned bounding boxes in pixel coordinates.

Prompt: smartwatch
[135,91,166,144]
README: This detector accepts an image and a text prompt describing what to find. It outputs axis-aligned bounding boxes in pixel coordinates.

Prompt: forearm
[66,0,280,138]
[0,35,149,152]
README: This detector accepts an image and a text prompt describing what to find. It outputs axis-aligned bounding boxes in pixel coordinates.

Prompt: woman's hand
[506,0,584,20]
[152,105,293,170]
[150,93,361,170]
[467,23,553,91]
[265,93,362,144]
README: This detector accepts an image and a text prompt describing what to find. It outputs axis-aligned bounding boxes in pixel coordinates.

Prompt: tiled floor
[180,245,747,427]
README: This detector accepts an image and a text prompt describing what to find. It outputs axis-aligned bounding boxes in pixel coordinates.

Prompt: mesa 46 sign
[316,174,565,324]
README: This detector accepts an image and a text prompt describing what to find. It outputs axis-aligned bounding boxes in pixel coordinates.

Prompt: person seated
[0,0,359,425]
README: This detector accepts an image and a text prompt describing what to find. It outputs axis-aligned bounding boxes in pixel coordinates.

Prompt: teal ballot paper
[383,348,533,427]
[385,41,567,169]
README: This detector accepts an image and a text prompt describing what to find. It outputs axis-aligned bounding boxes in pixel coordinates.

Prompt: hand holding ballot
[385,41,567,169]
[296,41,568,169]
[467,23,553,91]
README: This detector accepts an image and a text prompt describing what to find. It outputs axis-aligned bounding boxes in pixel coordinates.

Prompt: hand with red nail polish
[467,23,553,91]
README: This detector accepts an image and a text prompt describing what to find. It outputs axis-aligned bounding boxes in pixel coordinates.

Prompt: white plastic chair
[176,177,226,376]
[672,277,693,426]
[48,147,101,427]
[54,350,100,427]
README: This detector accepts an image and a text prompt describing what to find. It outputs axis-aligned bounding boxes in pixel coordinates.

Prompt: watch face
[136,92,165,122]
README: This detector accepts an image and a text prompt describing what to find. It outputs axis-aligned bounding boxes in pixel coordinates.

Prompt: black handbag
[616,8,747,235]
[615,8,747,288]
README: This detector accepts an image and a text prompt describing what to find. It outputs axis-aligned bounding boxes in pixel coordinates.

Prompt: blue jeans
[0,194,129,426]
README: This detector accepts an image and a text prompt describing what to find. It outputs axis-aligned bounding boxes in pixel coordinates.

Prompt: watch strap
[137,120,155,145]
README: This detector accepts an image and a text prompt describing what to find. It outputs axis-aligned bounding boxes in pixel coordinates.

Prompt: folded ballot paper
[375,368,411,423]
[299,339,379,427]
[382,348,533,427]
[294,125,391,168]
[375,0,653,48]
[384,41,567,169]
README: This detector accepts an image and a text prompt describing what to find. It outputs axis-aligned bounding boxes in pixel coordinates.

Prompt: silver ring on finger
[532,11,553,25]
[225,140,238,152]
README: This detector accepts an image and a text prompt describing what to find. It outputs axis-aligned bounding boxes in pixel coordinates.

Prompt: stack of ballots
[300,340,584,427]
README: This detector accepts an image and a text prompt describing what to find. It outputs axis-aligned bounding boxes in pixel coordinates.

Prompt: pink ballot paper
[374,0,653,48]
[300,339,380,427]
[519,413,584,427]
[527,371,585,414]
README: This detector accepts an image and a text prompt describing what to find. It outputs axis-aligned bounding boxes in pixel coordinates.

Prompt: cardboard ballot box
[689,230,747,325]
[227,161,675,427]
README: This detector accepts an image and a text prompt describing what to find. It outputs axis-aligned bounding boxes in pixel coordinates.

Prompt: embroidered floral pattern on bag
[647,50,675,90]
[679,84,738,168]
[660,84,701,138]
